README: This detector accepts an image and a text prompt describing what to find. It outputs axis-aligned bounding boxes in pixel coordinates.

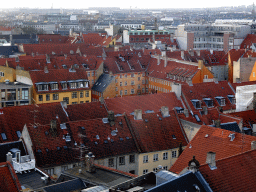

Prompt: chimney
[46,54,50,63]
[251,141,256,150]
[206,152,216,169]
[64,54,67,59]
[202,106,208,115]
[31,52,35,57]
[189,50,194,56]
[210,49,213,54]
[196,50,200,56]
[10,34,13,46]
[15,56,19,62]
[181,51,184,59]
[161,106,170,117]
[50,120,57,137]
[61,101,67,109]
[108,111,115,126]
[44,66,49,73]
[164,56,168,67]
[85,152,96,173]
[6,152,12,163]
[198,60,203,70]
[99,97,104,104]
[134,109,142,120]
[184,108,189,117]
[157,55,160,64]
[214,119,221,128]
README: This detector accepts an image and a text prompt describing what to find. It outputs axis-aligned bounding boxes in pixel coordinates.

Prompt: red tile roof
[0,102,69,143]
[105,92,183,115]
[181,81,236,112]
[240,34,256,49]
[170,125,256,174]
[0,26,13,31]
[229,110,256,128]
[0,162,22,192]
[127,110,188,153]
[29,68,89,94]
[199,149,256,192]
[38,34,69,44]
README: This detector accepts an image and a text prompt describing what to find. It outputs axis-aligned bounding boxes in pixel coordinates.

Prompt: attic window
[145,119,149,123]
[194,114,201,122]
[37,149,42,153]
[120,138,124,141]
[57,147,61,150]
[126,137,130,140]
[62,65,67,69]
[16,131,22,138]
[60,123,67,129]
[95,142,98,145]
[45,131,49,136]
[104,140,108,144]
[172,135,176,139]
[191,99,201,109]
[96,135,100,139]
[215,96,225,106]
[111,139,114,142]
[1,133,7,141]
[80,126,85,130]
[203,98,213,107]
[175,107,184,114]
[227,95,236,104]
[63,146,68,149]
[45,148,49,152]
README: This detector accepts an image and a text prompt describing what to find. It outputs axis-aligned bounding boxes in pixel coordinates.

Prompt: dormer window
[191,99,201,109]
[227,95,236,104]
[61,82,67,89]
[50,83,58,90]
[36,83,49,91]
[62,65,67,69]
[215,96,225,106]
[203,98,213,107]
[69,82,77,89]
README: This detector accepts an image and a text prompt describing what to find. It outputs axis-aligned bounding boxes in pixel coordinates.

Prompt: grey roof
[211,122,241,133]
[0,46,19,56]
[43,178,86,192]
[63,166,133,187]
[0,82,32,89]
[146,171,212,192]
[92,73,115,93]
[155,170,178,185]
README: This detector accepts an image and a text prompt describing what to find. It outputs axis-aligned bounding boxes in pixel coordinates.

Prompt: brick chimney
[251,141,256,150]
[85,152,96,173]
[44,66,49,73]
[181,51,184,59]
[206,152,216,169]
[161,106,169,117]
[184,108,189,117]
[214,119,221,128]
[134,109,142,120]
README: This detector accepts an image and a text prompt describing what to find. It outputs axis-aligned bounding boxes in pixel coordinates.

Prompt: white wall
[236,84,256,112]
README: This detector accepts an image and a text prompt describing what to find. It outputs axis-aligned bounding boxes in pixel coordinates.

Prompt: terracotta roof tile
[170,125,256,174]
[240,34,256,49]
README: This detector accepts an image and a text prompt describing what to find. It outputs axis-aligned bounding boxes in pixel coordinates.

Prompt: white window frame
[143,155,148,163]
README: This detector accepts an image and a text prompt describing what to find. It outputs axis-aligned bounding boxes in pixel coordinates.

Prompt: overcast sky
[1,1,254,9]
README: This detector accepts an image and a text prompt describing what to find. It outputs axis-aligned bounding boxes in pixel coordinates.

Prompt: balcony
[12,155,35,173]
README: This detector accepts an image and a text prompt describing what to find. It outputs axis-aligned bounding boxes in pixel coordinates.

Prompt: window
[1,133,7,141]
[120,75,122,78]
[120,82,122,86]
[163,166,168,170]
[108,158,114,167]
[50,83,58,90]
[72,92,77,99]
[16,131,22,138]
[204,75,208,79]
[138,84,141,89]
[131,89,135,94]
[203,98,213,107]
[124,74,127,78]
[39,95,43,101]
[53,94,59,100]
[143,169,148,174]
[142,88,145,93]
[143,155,148,163]
[37,84,49,91]
[129,170,135,174]
[131,81,135,85]
[124,90,128,95]
[86,91,89,97]
[172,151,177,158]
[131,73,134,77]
[146,88,148,93]
[70,82,77,89]
[46,94,50,101]
[191,100,201,109]
[115,87,118,91]
[129,155,135,163]
[153,168,158,173]
[119,156,125,165]
[142,80,145,84]
[0,72,4,77]
[215,96,225,106]
[63,97,69,104]
[163,152,168,160]
[153,154,158,161]
[80,91,83,98]
[120,90,123,95]
[61,83,67,89]
[91,71,94,76]
[87,72,90,77]
[72,102,77,104]
[125,81,127,86]
[227,95,235,104]
[138,77,140,81]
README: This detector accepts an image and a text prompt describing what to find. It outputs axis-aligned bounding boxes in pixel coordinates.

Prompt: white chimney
[161,106,170,117]
[134,109,142,120]
[202,106,208,115]
[251,141,256,150]
[206,152,216,169]
[6,152,12,162]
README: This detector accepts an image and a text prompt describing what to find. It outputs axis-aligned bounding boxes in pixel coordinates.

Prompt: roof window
[96,135,100,139]
[145,110,154,113]
[191,99,201,109]
[1,133,7,141]
[227,95,236,104]
[16,131,22,138]
[215,96,225,106]
[194,114,201,122]
[57,147,61,150]
[203,98,214,107]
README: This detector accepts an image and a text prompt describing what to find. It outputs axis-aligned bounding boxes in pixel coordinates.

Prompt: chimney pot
[85,152,96,173]
[134,109,142,120]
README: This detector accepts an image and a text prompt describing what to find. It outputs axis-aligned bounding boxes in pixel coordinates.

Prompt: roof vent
[65,133,71,142]
[206,152,216,170]
[228,133,235,141]
[111,130,117,136]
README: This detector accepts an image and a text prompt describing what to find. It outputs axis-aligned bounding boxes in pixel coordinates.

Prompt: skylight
[1,133,7,141]
[96,135,100,139]
[16,131,22,138]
